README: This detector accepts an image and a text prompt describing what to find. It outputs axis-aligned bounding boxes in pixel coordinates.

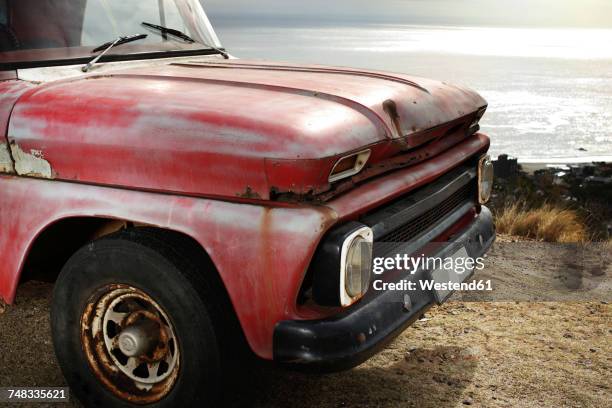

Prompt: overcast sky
[204,0,612,28]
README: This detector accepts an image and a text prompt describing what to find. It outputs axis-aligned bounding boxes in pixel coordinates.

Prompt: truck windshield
[0,0,223,69]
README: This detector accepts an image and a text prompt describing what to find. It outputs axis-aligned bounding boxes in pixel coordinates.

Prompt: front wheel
[51,229,226,407]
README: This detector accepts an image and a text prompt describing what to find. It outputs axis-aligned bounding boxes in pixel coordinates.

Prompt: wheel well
[20,218,213,289]
[20,217,124,283]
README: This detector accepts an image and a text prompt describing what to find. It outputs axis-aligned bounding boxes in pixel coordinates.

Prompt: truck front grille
[361,165,477,250]
[379,182,475,243]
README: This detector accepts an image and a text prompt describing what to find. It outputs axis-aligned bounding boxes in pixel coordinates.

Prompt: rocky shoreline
[491,155,612,239]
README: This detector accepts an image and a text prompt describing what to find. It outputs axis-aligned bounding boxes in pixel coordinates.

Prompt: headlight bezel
[310,222,374,308]
[478,154,494,204]
[339,226,373,306]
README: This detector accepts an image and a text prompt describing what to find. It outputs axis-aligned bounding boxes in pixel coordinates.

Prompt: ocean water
[214,24,612,162]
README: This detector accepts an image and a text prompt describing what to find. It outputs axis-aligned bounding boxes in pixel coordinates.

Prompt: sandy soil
[0,238,610,407]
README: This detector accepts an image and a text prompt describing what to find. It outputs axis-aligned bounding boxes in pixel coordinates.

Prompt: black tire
[51,228,239,407]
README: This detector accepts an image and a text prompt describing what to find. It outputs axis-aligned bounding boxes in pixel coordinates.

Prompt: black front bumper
[273,206,495,372]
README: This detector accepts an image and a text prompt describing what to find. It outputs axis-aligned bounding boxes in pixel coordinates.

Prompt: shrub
[495,203,588,243]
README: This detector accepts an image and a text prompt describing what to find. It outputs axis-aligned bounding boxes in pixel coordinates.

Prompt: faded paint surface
[7,59,486,199]
[1,57,492,359]
[0,175,337,359]
[0,80,34,147]
[1,80,34,174]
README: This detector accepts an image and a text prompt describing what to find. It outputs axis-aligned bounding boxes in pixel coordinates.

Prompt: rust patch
[91,220,130,240]
[259,207,277,316]
[237,186,262,199]
[9,142,53,178]
[0,142,15,174]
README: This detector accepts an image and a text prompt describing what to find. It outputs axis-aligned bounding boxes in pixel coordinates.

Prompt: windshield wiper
[142,21,229,59]
[142,22,195,43]
[82,34,148,72]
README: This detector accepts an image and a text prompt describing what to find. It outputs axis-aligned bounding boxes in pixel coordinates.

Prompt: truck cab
[0,1,495,406]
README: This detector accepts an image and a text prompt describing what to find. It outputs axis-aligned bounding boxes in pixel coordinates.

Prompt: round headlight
[478,155,494,204]
[345,236,372,298]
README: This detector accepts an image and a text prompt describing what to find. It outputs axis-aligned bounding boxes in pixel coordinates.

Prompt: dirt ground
[0,238,610,408]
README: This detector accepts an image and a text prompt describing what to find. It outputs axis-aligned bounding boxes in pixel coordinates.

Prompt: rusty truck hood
[7,59,486,200]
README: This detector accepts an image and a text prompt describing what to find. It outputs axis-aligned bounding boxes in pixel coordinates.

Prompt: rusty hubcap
[81,285,180,403]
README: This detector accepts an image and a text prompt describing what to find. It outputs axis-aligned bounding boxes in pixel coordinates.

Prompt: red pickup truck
[0,1,495,406]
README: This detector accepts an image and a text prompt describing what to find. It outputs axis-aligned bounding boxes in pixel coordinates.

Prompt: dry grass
[495,203,588,243]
